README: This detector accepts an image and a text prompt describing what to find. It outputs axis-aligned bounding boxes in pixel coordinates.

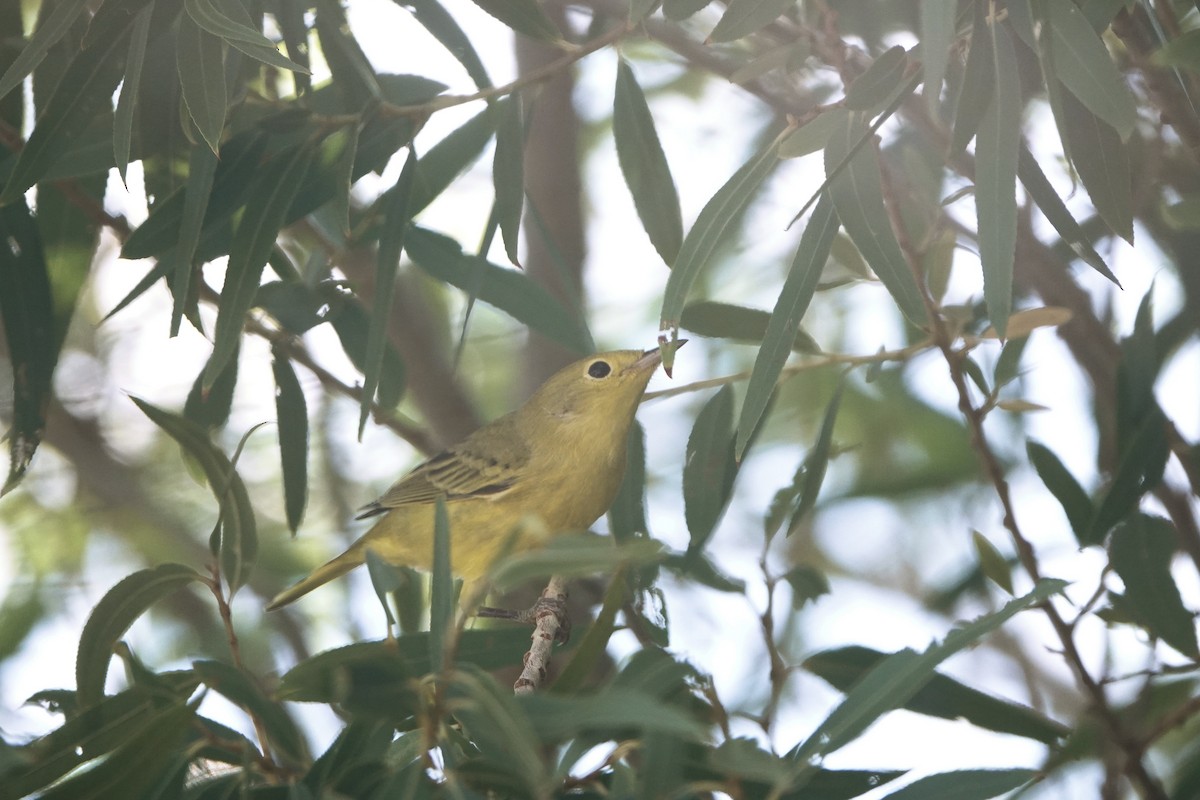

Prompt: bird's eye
[587,360,611,379]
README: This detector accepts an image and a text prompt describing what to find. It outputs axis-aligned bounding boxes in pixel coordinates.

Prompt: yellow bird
[266,346,673,611]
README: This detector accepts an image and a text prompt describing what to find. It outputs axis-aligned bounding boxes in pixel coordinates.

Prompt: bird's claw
[476,596,571,644]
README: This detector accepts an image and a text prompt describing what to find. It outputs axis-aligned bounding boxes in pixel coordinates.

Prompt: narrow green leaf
[825,114,928,327]
[660,130,784,330]
[492,93,525,266]
[0,0,89,102]
[330,123,360,235]
[430,496,452,671]
[779,108,848,158]
[522,686,708,743]
[680,301,817,351]
[184,0,309,73]
[177,14,227,153]
[37,702,194,800]
[271,0,311,92]
[0,201,54,495]
[1044,0,1136,139]
[1055,86,1134,243]
[614,58,683,264]
[168,144,220,337]
[468,0,561,42]
[608,423,649,542]
[447,666,550,794]
[1091,404,1168,542]
[405,226,591,353]
[314,0,381,108]
[792,377,845,526]
[951,5,994,154]
[1017,146,1118,285]
[272,348,308,533]
[881,769,1038,799]
[789,579,1066,764]
[184,342,239,430]
[131,398,258,594]
[0,0,157,203]
[844,46,908,111]
[553,572,627,694]
[664,0,709,21]
[707,0,795,44]
[805,645,1069,744]
[112,4,152,183]
[403,0,492,89]
[1026,440,1094,545]
[205,145,314,390]
[74,565,204,709]
[784,565,830,609]
[193,660,308,765]
[737,193,837,457]
[972,530,1014,593]
[993,335,1028,389]
[684,386,737,553]
[410,102,498,215]
[975,21,1020,339]
[329,300,408,408]
[360,148,417,438]
[1153,28,1200,72]
[920,0,954,115]
[1110,514,1199,657]
[488,535,664,593]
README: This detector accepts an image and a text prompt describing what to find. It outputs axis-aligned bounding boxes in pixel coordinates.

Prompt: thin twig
[514,576,570,694]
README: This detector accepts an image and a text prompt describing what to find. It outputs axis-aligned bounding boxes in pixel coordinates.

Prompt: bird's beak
[635,339,686,376]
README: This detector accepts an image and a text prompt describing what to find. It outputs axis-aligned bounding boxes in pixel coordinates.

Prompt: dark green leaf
[74,565,204,709]
[1055,84,1133,243]
[0,201,54,495]
[521,687,708,742]
[314,0,381,109]
[361,148,417,438]
[882,769,1037,799]
[1110,514,1199,657]
[738,193,837,457]
[708,0,795,44]
[553,572,628,694]
[664,0,709,21]
[660,129,784,330]
[176,14,227,153]
[825,113,927,327]
[272,348,308,533]
[844,46,908,111]
[0,0,157,202]
[488,534,664,593]
[792,377,844,526]
[662,550,745,592]
[0,0,89,102]
[1027,440,1094,546]
[467,0,560,42]
[492,93,525,266]
[1044,0,1136,139]
[975,21,1019,338]
[784,565,830,609]
[405,226,592,353]
[184,0,309,73]
[193,660,308,765]
[430,496,452,671]
[790,580,1066,763]
[171,144,220,337]
[447,666,550,793]
[684,386,737,553]
[331,124,360,235]
[680,300,817,351]
[608,423,649,542]
[1153,28,1200,72]
[404,0,491,89]
[184,342,239,430]
[272,0,311,92]
[112,5,152,182]
[131,398,258,594]
[993,334,1028,389]
[329,298,408,409]
[410,102,498,215]
[920,0,954,115]
[1091,404,1168,541]
[205,144,315,390]
[614,58,683,264]
[951,5,994,154]
[779,108,848,158]
[1017,145,1118,285]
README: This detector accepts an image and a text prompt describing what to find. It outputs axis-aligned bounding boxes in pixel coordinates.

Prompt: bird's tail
[266,547,362,611]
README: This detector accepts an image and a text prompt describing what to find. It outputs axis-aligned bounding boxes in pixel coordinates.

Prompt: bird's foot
[477,595,571,644]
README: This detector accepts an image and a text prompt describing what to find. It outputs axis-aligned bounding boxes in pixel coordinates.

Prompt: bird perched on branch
[266,345,677,612]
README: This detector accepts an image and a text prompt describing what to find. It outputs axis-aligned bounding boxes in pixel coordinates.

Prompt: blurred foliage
[2,0,1200,797]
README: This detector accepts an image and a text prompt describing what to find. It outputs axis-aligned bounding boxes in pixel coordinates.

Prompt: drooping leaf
[1109,514,1199,657]
[176,14,227,153]
[1090,403,1168,542]
[467,0,561,42]
[113,4,153,183]
[880,769,1038,799]
[791,377,845,527]
[492,93,525,266]
[1027,440,1094,545]
[131,399,258,595]
[661,129,785,330]
[314,0,381,109]
[614,58,683,264]
[403,0,492,89]
[608,423,649,542]
[684,386,737,553]
[920,0,955,115]
[825,114,928,327]
[184,342,239,430]
[951,5,994,154]
[410,102,499,214]
[272,348,308,533]
[170,144,220,337]
[737,193,838,457]
[707,0,795,44]
[405,226,592,353]
[204,144,315,390]
[680,301,818,352]
[0,0,89,103]
[74,564,204,709]
[360,148,417,439]
[1054,83,1134,243]
[184,0,309,73]
[193,659,308,765]
[1043,0,1136,139]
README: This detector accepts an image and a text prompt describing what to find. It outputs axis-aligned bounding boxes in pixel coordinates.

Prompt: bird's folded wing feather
[357,424,530,517]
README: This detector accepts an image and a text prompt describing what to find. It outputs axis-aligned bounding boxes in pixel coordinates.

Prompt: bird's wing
[357,424,530,517]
